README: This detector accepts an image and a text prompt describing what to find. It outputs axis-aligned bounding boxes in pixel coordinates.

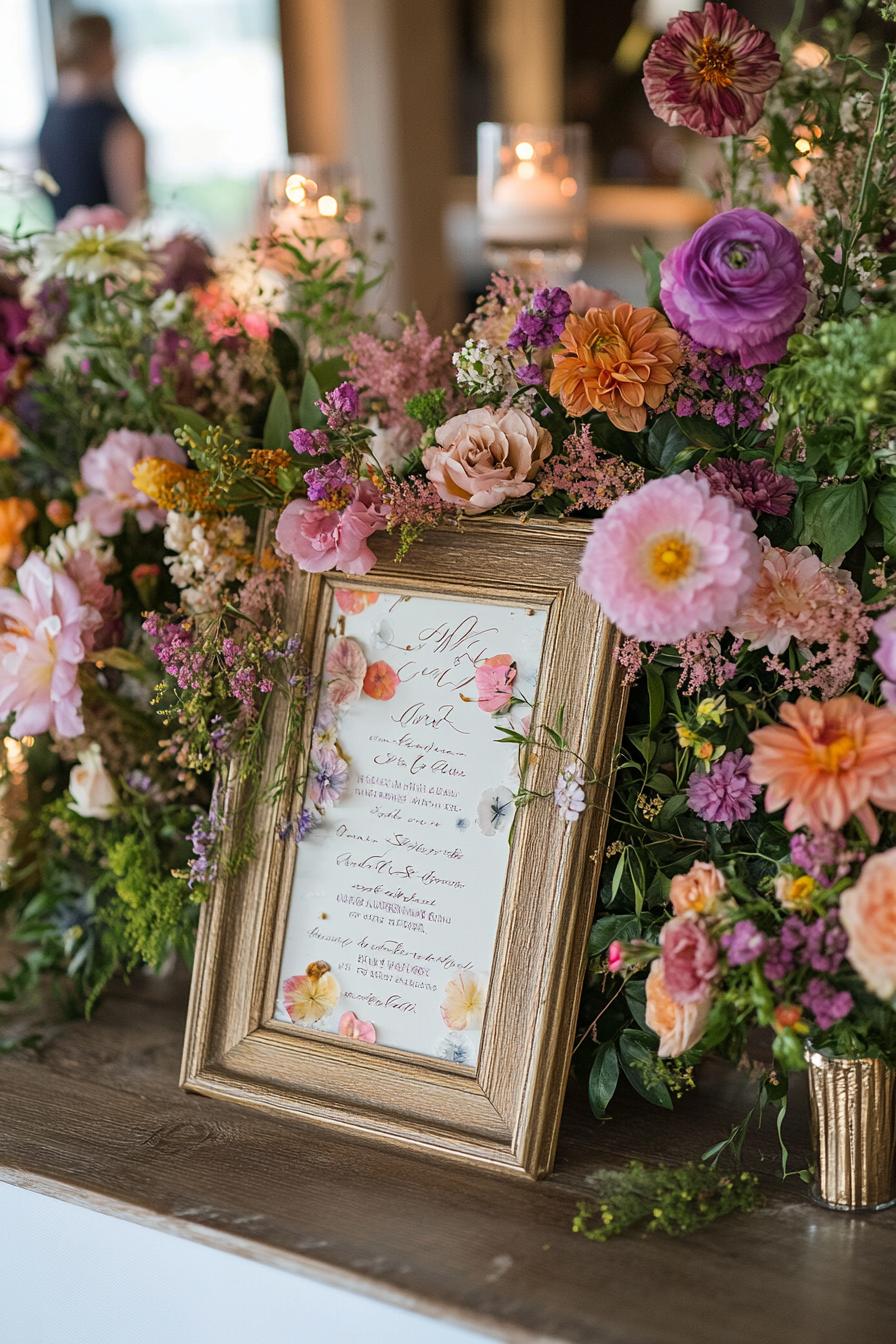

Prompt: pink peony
[643,2,781,139]
[732,540,858,656]
[423,406,552,514]
[474,654,516,713]
[0,552,90,738]
[578,470,759,645]
[76,429,185,537]
[660,914,719,1004]
[840,850,896,1000]
[276,482,385,577]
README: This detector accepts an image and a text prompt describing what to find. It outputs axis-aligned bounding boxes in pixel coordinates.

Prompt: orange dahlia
[549,303,680,432]
[748,695,896,843]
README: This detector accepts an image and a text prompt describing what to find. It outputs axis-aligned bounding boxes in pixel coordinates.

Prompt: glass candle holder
[477,123,590,282]
[258,156,361,251]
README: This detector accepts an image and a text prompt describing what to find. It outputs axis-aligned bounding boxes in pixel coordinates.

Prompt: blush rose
[423,406,552,514]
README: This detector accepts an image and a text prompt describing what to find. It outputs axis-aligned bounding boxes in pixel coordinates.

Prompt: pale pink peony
[578,470,760,645]
[840,850,896,1000]
[276,482,386,577]
[475,654,516,713]
[76,429,185,537]
[669,860,726,917]
[645,959,711,1058]
[566,281,621,316]
[423,407,552,514]
[660,914,719,1004]
[0,551,90,738]
[731,540,857,655]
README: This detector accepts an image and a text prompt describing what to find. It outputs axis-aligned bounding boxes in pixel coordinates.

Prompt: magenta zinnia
[642,2,781,138]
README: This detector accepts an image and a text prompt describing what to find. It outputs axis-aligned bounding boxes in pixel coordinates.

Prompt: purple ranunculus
[660,208,808,368]
[687,748,760,825]
[660,914,718,1004]
[720,918,766,967]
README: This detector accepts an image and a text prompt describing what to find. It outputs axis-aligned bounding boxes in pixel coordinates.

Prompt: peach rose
[840,850,896,1000]
[645,959,711,1057]
[669,860,726,916]
[423,407,552,514]
[0,497,37,568]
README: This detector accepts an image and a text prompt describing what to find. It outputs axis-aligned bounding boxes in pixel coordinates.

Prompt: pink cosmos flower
[76,429,186,537]
[474,654,516,713]
[732,541,858,656]
[276,482,386,577]
[660,915,719,1004]
[643,2,781,138]
[578,470,759,645]
[338,1011,377,1044]
[0,551,90,738]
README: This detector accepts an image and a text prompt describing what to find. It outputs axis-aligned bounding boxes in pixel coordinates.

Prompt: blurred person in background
[38,11,146,221]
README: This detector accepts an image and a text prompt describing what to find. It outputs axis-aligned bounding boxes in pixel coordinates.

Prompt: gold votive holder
[805,1045,896,1212]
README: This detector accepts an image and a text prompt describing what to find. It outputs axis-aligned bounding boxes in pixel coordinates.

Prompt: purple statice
[789,830,858,887]
[721,918,767,966]
[803,909,848,974]
[277,808,318,845]
[317,381,361,428]
[801,977,854,1031]
[507,286,571,350]
[686,749,760,825]
[659,336,767,432]
[143,613,205,691]
[289,426,331,456]
[696,457,798,518]
[763,915,807,981]
[187,791,221,889]
[303,455,354,506]
[516,362,544,386]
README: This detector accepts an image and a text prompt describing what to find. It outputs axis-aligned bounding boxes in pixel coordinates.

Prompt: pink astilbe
[535,425,645,514]
[674,631,738,695]
[380,474,452,532]
[349,312,460,439]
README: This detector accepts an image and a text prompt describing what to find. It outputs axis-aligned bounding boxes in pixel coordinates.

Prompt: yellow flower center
[693,35,736,87]
[813,733,856,772]
[788,875,816,908]
[648,535,695,585]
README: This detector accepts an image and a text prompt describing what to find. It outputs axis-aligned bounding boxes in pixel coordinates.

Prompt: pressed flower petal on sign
[363,660,400,700]
[440,972,486,1031]
[283,965,341,1023]
[325,636,367,708]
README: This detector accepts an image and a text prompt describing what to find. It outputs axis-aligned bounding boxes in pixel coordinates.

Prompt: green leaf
[619,1029,673,1108]
[298,370,324,429]
[310,355,346,394]
[263,381,293,451]
[645,664,665,733]
[625,979,648,1031]
[163,403,213,436]
[872,482,896,557]
[646,414,700,474]
[636,238,663,309]
[588,913,639,956]
[588,1040,620,1118]
[657,794,688,827]
[800,479,867,563]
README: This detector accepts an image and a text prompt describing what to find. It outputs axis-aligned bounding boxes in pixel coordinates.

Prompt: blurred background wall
[0,0,835,319]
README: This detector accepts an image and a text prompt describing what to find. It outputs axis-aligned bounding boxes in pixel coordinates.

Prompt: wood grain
[182,516,627,1176]
[2,971,895,1344]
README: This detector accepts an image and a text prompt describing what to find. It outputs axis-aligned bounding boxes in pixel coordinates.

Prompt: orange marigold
[549,303,681,432]
[131,458,216,513]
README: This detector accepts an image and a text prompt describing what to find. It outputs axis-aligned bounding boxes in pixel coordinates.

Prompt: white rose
[68,744,119,820]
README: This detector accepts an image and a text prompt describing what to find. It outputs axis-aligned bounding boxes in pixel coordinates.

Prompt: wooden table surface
[1,970,894,1344]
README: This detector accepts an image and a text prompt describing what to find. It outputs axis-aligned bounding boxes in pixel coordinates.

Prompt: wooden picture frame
[181,516,626,1177]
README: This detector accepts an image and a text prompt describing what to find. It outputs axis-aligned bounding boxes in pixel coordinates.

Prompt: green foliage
[573,1163,760,1242]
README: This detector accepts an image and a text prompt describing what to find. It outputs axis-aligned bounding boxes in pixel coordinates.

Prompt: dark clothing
[38,96,130,220]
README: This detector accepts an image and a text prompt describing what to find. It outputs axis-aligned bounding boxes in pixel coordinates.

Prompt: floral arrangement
[0,194,374,1021]
[2,1,896,1201]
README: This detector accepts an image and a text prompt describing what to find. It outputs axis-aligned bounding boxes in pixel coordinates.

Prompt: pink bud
[607,940,624,973]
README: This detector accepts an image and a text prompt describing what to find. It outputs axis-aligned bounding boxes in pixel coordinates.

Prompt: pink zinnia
[578,470,759,645]
[76,429,185,537]
[643,2,781,138]
[276,481,386,577]
[0,552,90,738]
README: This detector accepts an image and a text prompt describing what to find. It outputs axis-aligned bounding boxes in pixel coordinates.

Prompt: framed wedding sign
[181,516,625,1177]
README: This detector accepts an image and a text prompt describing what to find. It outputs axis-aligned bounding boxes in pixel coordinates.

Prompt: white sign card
[273,585,548,1065]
